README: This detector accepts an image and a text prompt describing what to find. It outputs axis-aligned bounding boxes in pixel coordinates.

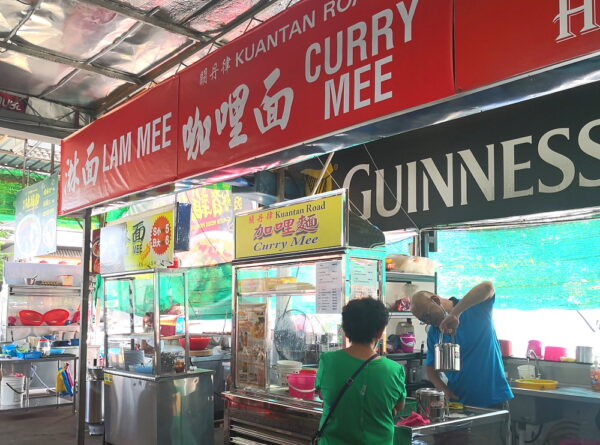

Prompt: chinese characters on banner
[235,192,344,259]
[14,174,58,260]
[236,303,268,388]
[59,78,179,215]
[177,186,252,266]
[99,209,175,273]
[177,0,453,179]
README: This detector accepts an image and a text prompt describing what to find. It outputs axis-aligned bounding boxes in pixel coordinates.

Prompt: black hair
[342,297,389,344]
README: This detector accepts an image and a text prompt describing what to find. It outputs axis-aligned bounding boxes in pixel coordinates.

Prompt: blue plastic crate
[16,350,42,359]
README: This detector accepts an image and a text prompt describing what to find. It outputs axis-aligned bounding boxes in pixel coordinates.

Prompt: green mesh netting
[428,219,600,310]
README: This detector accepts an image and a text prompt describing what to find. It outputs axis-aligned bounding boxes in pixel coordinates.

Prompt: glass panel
[235,259,346,398]
[105,274,156,373]
[158,272,185,374]
[188,264,233,337]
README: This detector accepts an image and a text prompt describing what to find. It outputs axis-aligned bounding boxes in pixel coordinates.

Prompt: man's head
[411,291,447,327]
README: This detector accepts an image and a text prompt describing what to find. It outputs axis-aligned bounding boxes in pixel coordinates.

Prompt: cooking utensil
[576,346,594,363]
[435,334,461,372]
[415,388,448,422]
[24,275,38,285]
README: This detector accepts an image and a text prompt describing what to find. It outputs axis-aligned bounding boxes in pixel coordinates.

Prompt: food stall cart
[224,190,388,443]
[102,268,214,445]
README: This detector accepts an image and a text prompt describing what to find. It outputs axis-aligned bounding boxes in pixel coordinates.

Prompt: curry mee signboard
[235,192,344,259]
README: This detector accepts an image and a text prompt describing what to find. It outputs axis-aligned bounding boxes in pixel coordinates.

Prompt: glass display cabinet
[103,269,188,375]
[233,251,385,397]
[102,268,214,445]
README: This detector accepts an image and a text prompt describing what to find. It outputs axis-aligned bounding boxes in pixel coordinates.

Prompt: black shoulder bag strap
[312,354,378,444]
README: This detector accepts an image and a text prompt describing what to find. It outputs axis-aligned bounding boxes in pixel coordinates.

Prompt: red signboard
[455,0,600,91]
[59,78,179,215]
[0,91,28,113]
[178,0,453,180]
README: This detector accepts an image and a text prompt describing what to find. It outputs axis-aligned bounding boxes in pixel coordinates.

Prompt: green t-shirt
[315,350,406,445]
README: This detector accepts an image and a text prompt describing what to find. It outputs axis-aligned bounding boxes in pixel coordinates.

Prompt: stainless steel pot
[576,346,593,363]
[434,334,461,372]
[415,388,448,422]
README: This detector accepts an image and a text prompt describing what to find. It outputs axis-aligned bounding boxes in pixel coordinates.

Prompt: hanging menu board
[14,174,58,260]
[236,303,268,388]
[316,260,343,314]
[350,258,380,299]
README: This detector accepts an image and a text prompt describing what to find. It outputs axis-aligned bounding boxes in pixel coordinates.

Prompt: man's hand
[439,314,460,334]
[444,388,460,401]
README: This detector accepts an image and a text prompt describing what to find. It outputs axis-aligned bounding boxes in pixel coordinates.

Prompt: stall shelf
[101,268,214,445]
[1,262,82,343]
[0,354,77,413]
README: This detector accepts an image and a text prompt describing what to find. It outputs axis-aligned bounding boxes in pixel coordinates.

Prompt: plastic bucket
[1,375,25,406]
[287,373,316,400]
[276,360,302,386]
[400,333,416,353]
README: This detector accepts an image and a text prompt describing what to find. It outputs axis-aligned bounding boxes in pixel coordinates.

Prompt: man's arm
[426,366,459,401]
[439,281,495,333]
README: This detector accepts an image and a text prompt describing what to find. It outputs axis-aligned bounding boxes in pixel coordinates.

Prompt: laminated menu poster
[316,260,343,314]
[14,174,58,260]
[350,258,380,299]
[236,303,267,388]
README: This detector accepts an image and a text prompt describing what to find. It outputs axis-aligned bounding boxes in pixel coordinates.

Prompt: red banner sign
[178,0,453,180]
[59,78,179,215]
[0,91,28,113]
[455,0,600,91]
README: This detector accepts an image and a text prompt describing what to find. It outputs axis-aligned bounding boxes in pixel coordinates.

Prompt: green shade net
[188,264,232,321]
[428,219,600,310]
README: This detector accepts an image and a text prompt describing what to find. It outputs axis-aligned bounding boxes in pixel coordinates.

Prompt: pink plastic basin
[544,346,568,362]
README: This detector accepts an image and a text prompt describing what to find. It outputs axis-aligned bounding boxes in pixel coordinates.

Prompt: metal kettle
[434,333,460,372]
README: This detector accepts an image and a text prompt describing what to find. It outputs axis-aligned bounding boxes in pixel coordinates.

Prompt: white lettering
[347,22,368,67]
[458,146,495,205]
[396,0,419,43]
[162,112,172,149]
[554,0,599,42]
[152,117,161,152]
[354,64,371,110]
[502,136,534,199]
[325,74,350,119]
[305,43,321,83]
[538,128,575,193]
[137,123,151,158]
[421,155,454,210]
[578,118,600,186]
[376,166,402,217]
[374,56,393,103]
[372,9,394,56]
[342,163,371,218]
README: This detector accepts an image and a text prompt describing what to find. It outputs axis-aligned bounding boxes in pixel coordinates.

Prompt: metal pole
[50,144,55,174]
[76,208,92,445]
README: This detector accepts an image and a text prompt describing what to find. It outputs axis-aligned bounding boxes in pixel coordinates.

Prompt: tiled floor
[0,406,224,444]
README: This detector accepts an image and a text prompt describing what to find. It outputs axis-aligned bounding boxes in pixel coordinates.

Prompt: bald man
[411,282,513,408]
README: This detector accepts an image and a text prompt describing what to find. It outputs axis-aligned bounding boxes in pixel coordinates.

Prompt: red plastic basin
[179,337,211,350]
[19,310,44,326]
[43,309,70,326]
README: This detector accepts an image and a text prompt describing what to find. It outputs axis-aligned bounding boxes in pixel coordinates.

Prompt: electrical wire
[525,424,543,443]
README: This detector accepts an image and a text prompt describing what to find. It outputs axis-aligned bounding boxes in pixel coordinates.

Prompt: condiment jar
[38,338,51,357]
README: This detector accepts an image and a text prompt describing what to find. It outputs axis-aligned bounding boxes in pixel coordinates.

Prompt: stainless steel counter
[224,391,510,445]
[512,385,600,403]
[104,369,214,445]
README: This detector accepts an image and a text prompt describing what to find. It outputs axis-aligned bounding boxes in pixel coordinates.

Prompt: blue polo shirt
[426,296,513,408]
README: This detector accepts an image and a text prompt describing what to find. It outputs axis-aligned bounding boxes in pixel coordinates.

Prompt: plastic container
[400,333,416,353]
[545,346,568,362]
[517,364,536,379]
[19,310,44,326]
[527,340,543,358]
[499,340,513,357]
[17,350,42,359]
[0,375,25,406]
[43,309,70,326]
[179,337,211,350]
[276,360,302,386]
[396,319,414,335]
[50,348,65,355]
[38,338,51,357]
[2,344,18,357]
[287,372,316,399]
